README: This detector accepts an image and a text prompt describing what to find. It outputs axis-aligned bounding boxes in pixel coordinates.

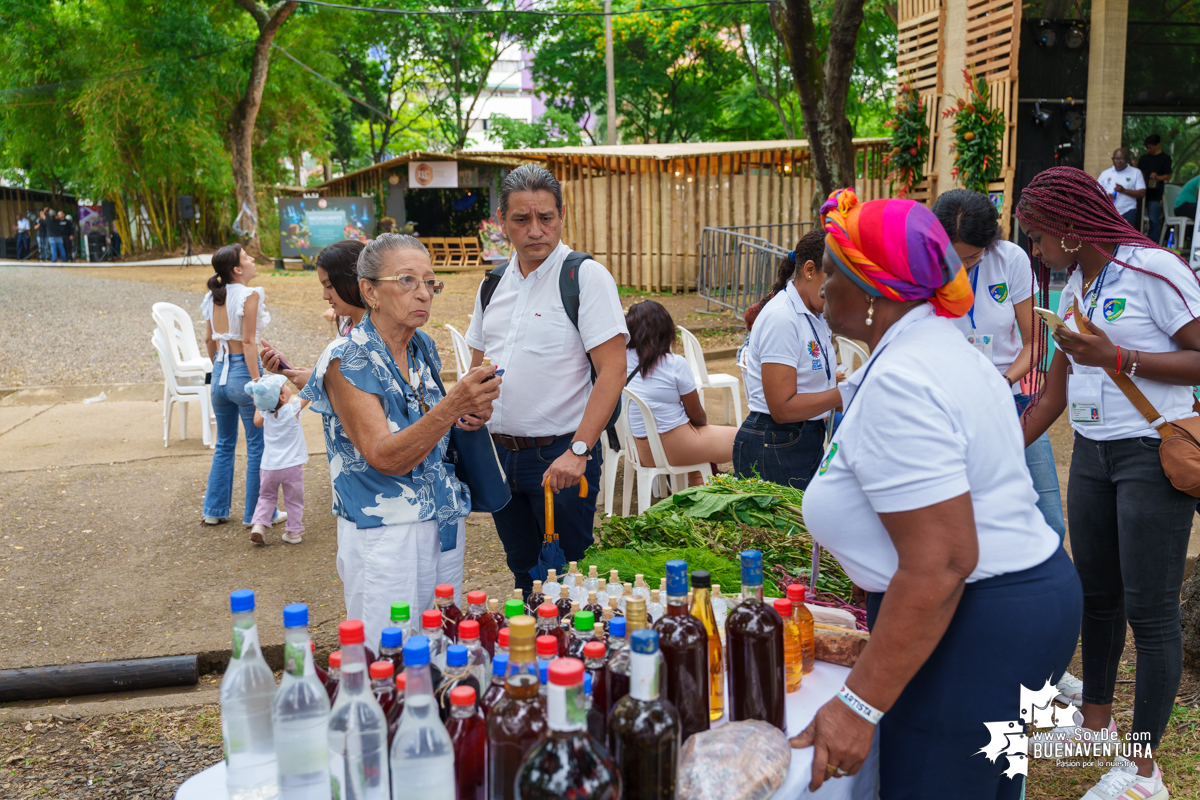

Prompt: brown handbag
[1074,300,1200,497]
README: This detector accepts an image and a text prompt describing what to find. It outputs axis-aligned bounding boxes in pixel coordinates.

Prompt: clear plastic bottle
[504,598,525,623]
[435,584,463,642]
[389,635,455,800]
[273,603,331,800]
[390,602,415,642]
[458,620,492,687]
[496,627,510,659]
[220,589,278,800]
[647,590,664,624]
[421,609,449,674]
[775,599,804,693]
[435,644,482,723]
[596,578,610,609]
[328,620,390,800]
[786,584,816,675]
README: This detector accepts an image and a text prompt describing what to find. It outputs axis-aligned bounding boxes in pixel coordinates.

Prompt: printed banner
[278,197,375,257]
[408,160,458,189]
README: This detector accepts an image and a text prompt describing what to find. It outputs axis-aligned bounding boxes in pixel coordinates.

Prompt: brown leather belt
[491,433,569,452]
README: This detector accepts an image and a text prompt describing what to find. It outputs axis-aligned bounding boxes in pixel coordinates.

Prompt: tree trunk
[228,0,298,259]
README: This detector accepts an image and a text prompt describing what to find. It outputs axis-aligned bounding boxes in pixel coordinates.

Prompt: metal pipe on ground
[0,655,199,703]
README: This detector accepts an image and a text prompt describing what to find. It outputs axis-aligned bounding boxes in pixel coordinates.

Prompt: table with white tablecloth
[176,660,877,800]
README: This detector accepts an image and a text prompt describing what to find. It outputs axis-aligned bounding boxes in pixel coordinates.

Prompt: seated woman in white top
[624,300,736,486]
[795,189,1080,798]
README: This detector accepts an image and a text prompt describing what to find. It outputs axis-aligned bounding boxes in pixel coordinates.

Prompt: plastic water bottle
[1169,229,1177,249]
[328,620,390,800]
[220,589,279,800]
[390,635,455,800]
[273,604,331,800]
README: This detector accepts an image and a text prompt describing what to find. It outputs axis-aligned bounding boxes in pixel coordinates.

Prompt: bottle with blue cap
[273,603,331,800]
[603,616,628,716]
[655,559,711,742]
[726,549,786,731]
[608,629,681,798]
[220,589,278,800]
[481,653,510,717]
[434,643,482,724]
[389,635,455,800]
[328,619,390,800]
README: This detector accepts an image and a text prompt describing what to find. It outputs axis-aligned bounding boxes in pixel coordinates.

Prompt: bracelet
[1130,350,1140,377]
[1116,345,1123,374]
[1004,375,1014,388]
[836,685,884,725]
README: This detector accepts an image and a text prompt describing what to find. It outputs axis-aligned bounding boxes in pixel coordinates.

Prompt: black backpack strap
[558,250,591,331]
[478,260,508,318]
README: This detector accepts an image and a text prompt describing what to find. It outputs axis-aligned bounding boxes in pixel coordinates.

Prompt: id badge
[1069,373,1104,425]
[966,333,994,361]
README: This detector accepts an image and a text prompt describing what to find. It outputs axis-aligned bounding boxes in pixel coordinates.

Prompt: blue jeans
[203,354,266,523]
[1146,199,1163,244]
[16,232,29,260]
[492,435,602,593]
[1015,394,1066,542]
[48,237,65,262]
[731,412,826,489]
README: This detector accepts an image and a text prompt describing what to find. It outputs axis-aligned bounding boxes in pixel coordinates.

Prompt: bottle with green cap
[566,610,597,659]
[220,589,278,800]
[504,598,526,620]
[390,601,414,641]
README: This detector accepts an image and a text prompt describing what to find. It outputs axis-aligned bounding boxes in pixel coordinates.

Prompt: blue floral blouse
[300,315,470,551]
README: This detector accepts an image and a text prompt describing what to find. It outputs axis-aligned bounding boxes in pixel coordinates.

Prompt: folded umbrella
[530,477,588,583]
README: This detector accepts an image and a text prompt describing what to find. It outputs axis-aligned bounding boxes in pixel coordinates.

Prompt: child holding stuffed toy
[245,373,309,544]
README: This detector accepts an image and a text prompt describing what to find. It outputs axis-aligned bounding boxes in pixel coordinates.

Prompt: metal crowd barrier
[697,222,814,314]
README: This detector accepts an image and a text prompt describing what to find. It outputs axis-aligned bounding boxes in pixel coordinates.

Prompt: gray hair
[357,233,430,282]
[498,164,563,218]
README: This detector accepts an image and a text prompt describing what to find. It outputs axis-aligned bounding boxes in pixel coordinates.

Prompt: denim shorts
[731,412,826,489]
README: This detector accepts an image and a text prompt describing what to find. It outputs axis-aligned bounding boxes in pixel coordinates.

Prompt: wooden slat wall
[896,7,944,93]
[965,0,1019,82]
[986,75,1019,237]
[898,0,939,22]
[907,92,942,206]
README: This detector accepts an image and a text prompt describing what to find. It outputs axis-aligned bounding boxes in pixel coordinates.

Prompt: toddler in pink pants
[245,374,309,545]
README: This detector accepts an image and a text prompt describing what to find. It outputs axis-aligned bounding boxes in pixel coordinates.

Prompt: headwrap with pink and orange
[819,188,973,319]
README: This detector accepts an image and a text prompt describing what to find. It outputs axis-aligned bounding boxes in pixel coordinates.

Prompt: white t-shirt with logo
[802,305,1059,593]
[1097,166,1146,216]
[624,351,697,438]
[947,239,1032,373]
[743,281,836,419]
[261,397,310,471]
[1056,245,1200,441]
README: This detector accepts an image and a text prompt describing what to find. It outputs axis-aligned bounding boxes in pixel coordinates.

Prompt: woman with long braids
[1020,166,1200,800]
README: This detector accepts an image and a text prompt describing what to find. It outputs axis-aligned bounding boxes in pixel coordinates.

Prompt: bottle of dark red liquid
[312,641,329,686]
[394,671,406,721]
[487,599,507,645]
[370,660,401,749]
[554,585,573,621]
[379,626,404,676]
[726,549,786,730]
[515,657,619,800]
[481,653,510,718]
[582,640,608,745]
[486,616,547,800]
[496,627,510,659]
[536,602,567,657]
[608,629,680,800]
[525,580,546,617]
[448,685,487,800]
[435,584,463,642]
[654,559,711,742]
[325,650,341,704]
[463,591,500,657]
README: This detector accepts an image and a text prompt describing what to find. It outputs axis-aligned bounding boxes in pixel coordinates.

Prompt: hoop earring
[1061,238,1083,253]
[866,297,875,326]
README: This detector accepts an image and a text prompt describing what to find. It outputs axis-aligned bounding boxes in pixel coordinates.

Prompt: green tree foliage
[486,108,584,148]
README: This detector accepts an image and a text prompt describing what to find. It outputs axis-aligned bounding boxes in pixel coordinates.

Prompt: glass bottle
[487,599,507,652]
[689,570,725,722]
[597,578,610,608]
[555,585,574,621]
[711,585,729,645]
[481,653,510,718]
[273,602,329,800]
[567,610,597,659]
[608,629,681,799]
[607,596,647,716]
[600,607,614,634]
[448,686,487,800]
[464,591,500,658]
[435,644,482,723]
[633,574,651,602]
[561,600,582,634]
[582,641,608,746]
[325,651,341,705]
[328,620,390,800]
[786,584,816,675]
[391,601,415,642]
[536,602,567,657]
[564,561,582,593]
[389,635,454,800]
[496,627,510,658]
[647,590,664,624]
[583,590,604,620]
[525,580,546,617]
[435,584,463,642]
[543,568,561,600]
[379,627,404,677]
[486,615,547,800]
[607,596,624,620]
[458,619,492,687]
[607,570,622,605]
[220,589,278,800]
[619,583,633,612]
[726,550,786,731]
[585,564,600,595]
[654,559,711,742]
[775,599,803,693]
[515,658,620,800]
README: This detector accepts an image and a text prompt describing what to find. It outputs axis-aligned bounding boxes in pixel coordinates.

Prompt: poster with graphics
[278,197,375,257]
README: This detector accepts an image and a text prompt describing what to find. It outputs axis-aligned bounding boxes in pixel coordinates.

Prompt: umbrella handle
[544,478,590,544]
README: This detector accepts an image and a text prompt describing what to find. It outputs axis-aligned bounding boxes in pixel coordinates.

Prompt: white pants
[336,516,466,653]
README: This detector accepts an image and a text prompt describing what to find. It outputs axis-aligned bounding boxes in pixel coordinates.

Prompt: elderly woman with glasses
[300,233,501,648]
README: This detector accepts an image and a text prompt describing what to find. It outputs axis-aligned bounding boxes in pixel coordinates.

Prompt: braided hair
[1015,166,1198,407]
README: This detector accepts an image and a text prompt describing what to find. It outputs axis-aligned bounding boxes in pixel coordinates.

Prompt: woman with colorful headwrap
[794,189,1081,799]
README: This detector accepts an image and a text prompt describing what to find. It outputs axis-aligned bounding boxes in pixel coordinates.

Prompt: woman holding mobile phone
[1019,166,1200,800]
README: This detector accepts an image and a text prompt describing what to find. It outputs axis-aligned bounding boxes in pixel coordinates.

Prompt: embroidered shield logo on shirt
[818,443,838,476]
[1103,298,1126,321]
[988,283,1008,304]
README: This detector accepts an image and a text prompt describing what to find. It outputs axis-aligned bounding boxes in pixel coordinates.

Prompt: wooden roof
[465,138,890,161]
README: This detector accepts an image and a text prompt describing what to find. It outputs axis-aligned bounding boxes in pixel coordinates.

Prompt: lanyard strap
[1084,263,1111,321]
[804,316,832,383]
[967,266,980,330]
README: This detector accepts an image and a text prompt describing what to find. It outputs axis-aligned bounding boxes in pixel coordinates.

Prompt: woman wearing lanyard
[795,189,1080,798]
[934,190,1067,542]
[733,228,841,488]
[1019,167,1200,800]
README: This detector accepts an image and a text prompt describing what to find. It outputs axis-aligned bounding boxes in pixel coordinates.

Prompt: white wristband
[837,685,884,725]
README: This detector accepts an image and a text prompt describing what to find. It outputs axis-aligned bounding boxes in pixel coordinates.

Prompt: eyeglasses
[373,275,445,295]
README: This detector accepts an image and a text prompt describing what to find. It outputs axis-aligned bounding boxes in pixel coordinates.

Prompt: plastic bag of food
[678,720,791,800]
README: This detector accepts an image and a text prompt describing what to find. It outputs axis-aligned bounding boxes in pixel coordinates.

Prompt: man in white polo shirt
[465,164,628,592]
[1097,147,1146,229]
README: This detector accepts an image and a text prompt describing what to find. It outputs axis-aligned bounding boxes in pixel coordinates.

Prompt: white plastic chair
[444,324,472,381]
[619,387,712,516]
[677,326,743,424]
[1161,184,1193,248]
[151,330,214,448]
[152,302,212,376]
[834,336,869,378]
[598,410,624,517]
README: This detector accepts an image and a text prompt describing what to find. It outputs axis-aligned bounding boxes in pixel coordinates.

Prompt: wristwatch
[570,440,589,457]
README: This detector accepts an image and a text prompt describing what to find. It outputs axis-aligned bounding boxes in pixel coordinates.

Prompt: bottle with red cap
[535,602,567,657]
[325,651,341,705]
[311,642,329,687]
[435,584,463,642]
[447,686,487,800]
[582,640,608,745]
[394,672,406,721]
[515,657,619,800]
[775,599,803,693]
[487,599,506,649]
[421,609,450,679]
[535,634,559,708]
[496,627,510,658]
[481,653,510,718]
[328,619,390,799]
[786,584,816,674]
[370,661,401,745]
[435,644,482,723]
[390,634,454,800]
[486,615,546,800]
[463,591,499,657]
[458,620,492,686]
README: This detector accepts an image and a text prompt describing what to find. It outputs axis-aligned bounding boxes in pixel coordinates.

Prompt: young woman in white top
[794,189,1080,798]
[1019,167,1200,800]
[200,244,278,531]
[623,300,737,486]
[733,228,842,488]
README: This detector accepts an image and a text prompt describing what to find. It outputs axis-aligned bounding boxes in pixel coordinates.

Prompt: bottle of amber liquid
[786,584,815,674]
[608,629,680,800]
[653,559,710,742]
[689,570,724,721]
[485,616,546,800]
[525,581,546,617]
[726,550,786,731]
[774,599,803,693]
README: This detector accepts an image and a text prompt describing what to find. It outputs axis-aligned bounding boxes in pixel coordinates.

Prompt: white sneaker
[271,511,288,527]
[1057,671,1084,707]
[202,516,222,525]
[1081,760,1166,800]
[1029,709,1119,759]
[281,531,302,545]
[250,524,267,544]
